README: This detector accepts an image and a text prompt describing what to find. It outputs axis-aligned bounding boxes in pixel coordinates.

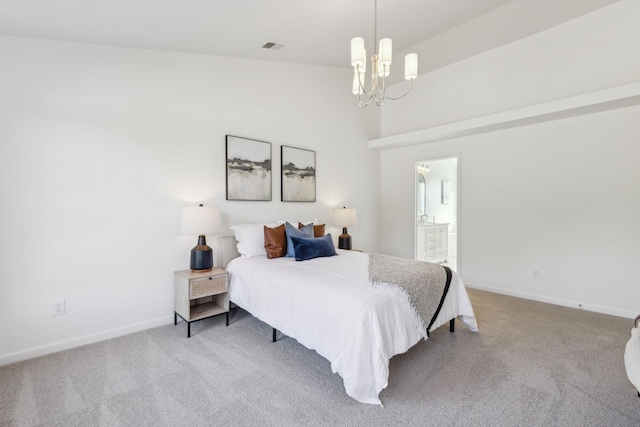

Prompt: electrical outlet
[51,299,66,316]
[532,269,541,279]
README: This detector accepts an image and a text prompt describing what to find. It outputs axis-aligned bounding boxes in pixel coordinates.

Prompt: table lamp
[333,207,358,250]
[180,204,222,272]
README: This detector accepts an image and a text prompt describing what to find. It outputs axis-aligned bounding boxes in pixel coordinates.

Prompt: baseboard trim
[2,286,635,367]
[0,315,174,367]
[466,283,637,320]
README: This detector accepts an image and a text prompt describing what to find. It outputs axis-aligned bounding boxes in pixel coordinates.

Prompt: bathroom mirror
[417,173,427,220]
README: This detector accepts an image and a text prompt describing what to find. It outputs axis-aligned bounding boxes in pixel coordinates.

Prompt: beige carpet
[1,289,639,426]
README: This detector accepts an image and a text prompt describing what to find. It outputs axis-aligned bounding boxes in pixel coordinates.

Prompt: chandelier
[350,0,418,107]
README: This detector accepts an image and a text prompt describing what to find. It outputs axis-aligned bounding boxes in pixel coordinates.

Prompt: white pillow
[230,223,278,257]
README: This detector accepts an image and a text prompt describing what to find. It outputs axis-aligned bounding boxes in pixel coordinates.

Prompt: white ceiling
[0,0,620,71]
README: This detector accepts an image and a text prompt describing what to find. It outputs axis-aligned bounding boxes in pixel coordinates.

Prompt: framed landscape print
[226,135,272,201]
[281,146,316,202]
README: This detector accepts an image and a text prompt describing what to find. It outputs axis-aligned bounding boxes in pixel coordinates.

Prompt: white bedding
[226,249,478,405]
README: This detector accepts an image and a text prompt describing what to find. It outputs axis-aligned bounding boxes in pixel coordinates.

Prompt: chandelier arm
[356,69,377,100]
[356,70,365,94]
[372,74,387,104]
[356,85,375,107]
[358,93,375,107]
[382,79,414,101]
[374,87,385,104]
[359,98,374,108]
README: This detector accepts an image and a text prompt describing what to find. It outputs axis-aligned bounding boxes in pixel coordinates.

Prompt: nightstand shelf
[190,300,227,321]
[174,268,230,337]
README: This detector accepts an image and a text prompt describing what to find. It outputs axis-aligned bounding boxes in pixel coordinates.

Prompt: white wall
[394,0,620,79]
[378,0,640,318]
[0,36,379,364]
[382,0,640,136]
[381,106,640,317]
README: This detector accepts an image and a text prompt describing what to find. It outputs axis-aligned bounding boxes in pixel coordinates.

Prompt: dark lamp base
[190,235,213,271]
[338,227,352,250]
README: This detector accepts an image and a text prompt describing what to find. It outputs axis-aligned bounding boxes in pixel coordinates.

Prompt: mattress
[226,249,478,405]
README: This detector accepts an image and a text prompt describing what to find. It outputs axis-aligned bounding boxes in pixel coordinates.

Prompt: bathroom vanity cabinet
[417,223,449,263]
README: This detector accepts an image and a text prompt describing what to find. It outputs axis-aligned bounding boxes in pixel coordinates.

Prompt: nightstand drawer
[190,275,227,299]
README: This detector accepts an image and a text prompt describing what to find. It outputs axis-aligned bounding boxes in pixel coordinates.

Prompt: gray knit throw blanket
[368,253,452,336]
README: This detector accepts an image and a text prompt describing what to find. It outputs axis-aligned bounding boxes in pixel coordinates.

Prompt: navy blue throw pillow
[290,234,337,261]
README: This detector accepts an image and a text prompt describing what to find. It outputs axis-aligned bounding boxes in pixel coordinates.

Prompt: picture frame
[441,180,451,205]
[281,145,316,202]
[226,135,272,201]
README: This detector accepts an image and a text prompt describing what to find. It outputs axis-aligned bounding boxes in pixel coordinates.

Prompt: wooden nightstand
[174,268,230,337]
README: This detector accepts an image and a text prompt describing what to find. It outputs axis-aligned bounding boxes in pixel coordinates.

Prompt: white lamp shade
[180,205,221,235]
[405,53,418,80]
[379,38,392,66]
[333,208,358,227]
[351,37,366,67]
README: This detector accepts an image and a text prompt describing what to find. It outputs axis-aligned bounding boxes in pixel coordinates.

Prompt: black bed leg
[449,318,455,332]
[272,328,277,342]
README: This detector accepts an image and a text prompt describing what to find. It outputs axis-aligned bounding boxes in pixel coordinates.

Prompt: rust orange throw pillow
[299,222,325,238]
[264,224,287,259]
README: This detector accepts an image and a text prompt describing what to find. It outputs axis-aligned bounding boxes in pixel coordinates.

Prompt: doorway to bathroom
[415,157,459,272]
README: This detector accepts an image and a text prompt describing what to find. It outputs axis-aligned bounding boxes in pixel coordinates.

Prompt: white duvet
[226,250,478,405]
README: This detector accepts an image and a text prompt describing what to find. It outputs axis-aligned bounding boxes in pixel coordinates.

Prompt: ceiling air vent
[262,42,284,50]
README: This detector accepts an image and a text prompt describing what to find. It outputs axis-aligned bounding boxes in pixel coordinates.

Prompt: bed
[218,235,478,405]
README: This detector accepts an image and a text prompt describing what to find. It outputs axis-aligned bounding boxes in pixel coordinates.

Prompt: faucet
[419,214,428,225]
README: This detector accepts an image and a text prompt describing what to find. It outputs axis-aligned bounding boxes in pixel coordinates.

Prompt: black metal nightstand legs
[175,311,229,338]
